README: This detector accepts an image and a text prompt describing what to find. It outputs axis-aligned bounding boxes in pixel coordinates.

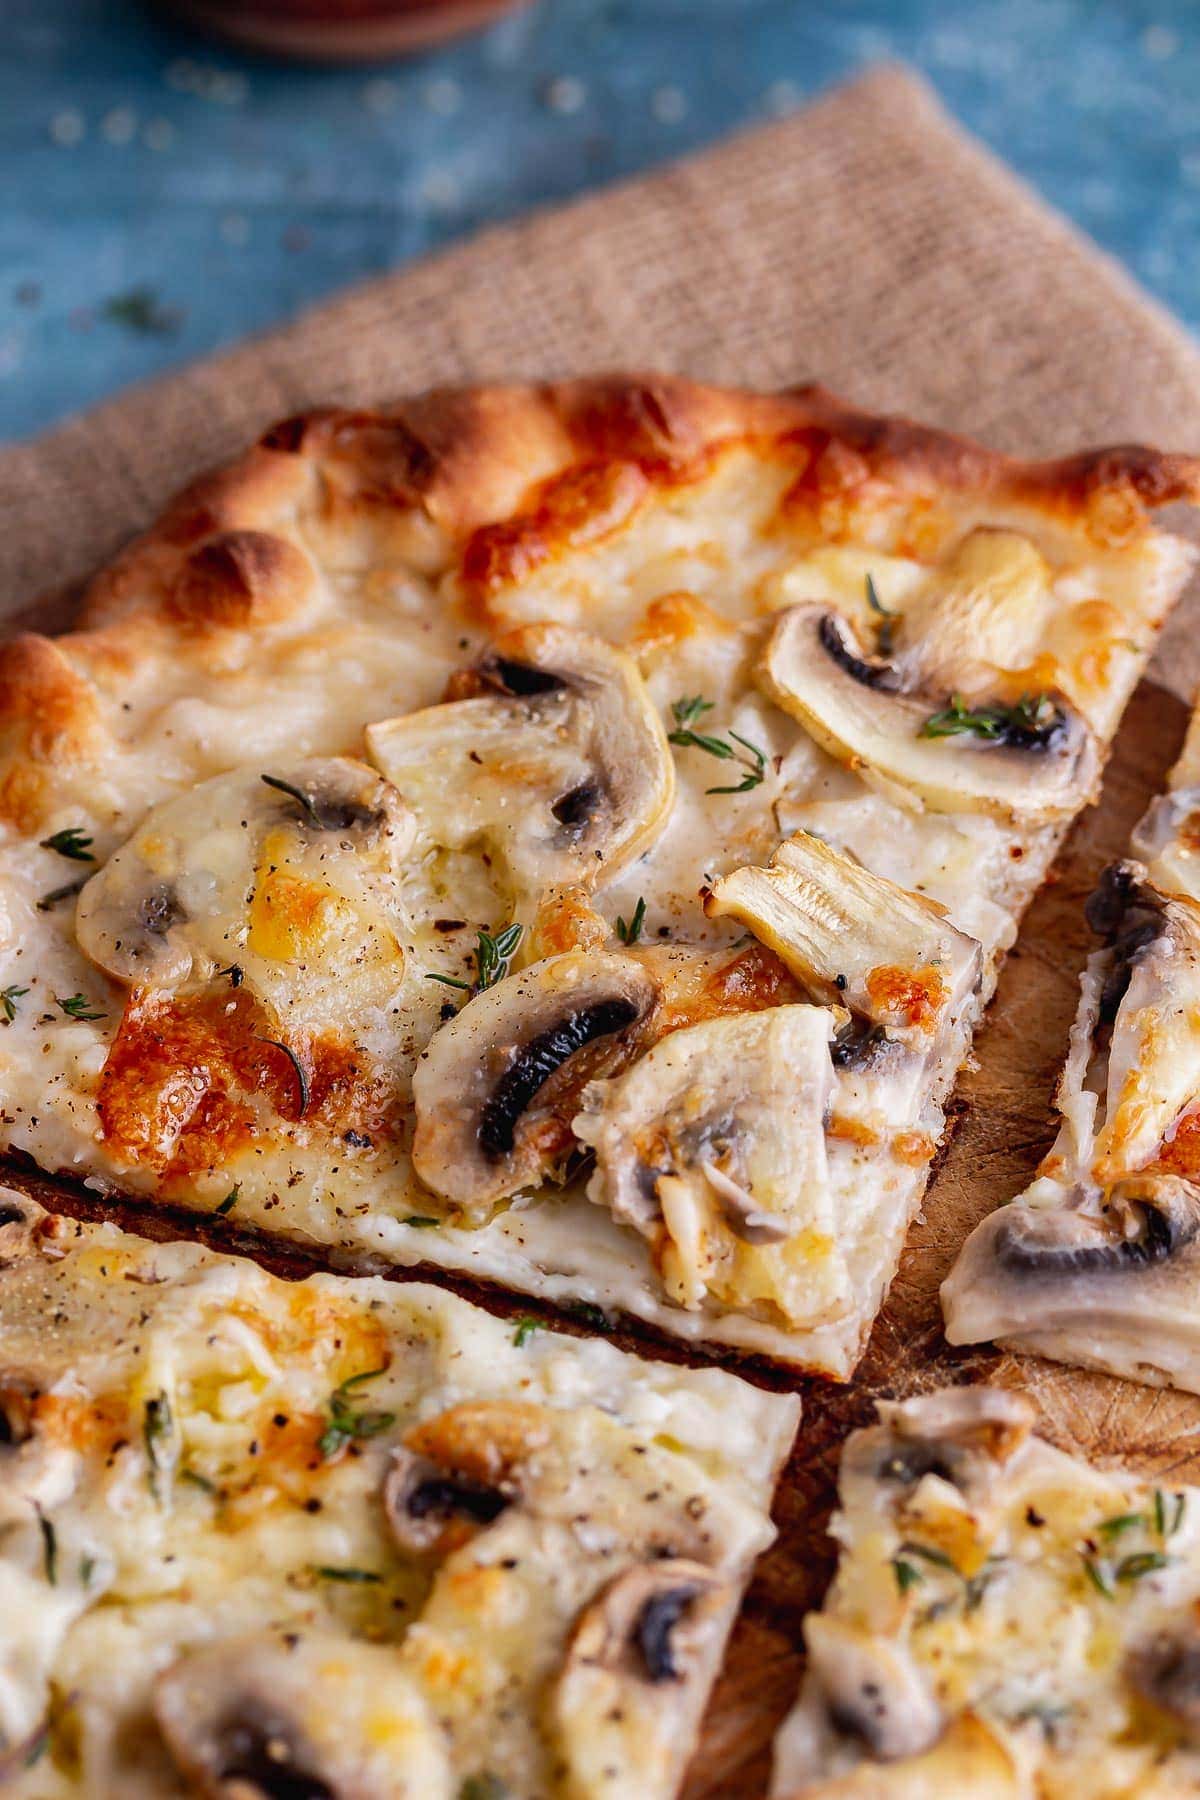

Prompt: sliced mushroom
[411,950,657,1219]
[772,1708,1021,1800]
[804,1614,943,1763]
[941,1173,1200,1385]
[839,1387,1035,1515]
[574,1005,852,1323]
[365,624,674,903]
[155,1630,451,1799]
[383,1401,549,1556]
[757,530,1098,820]
[0,1189,41,1265]
[551,1560,729,1799]
[77,757,413,989]
[1127,1630,1200,1742]
[704,830,982,1048]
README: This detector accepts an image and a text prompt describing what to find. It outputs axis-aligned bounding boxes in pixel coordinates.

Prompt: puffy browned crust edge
[3,372,1199,802]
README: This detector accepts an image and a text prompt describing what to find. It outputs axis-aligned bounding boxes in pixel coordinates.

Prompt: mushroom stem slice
[154,1629,452,1799]
[365,623,674,902]
[757,600,1098,821]
[411,950,657,1221]
[575,1005,851,1325]
[705,830,982,1047]
[551,1559,730,1799]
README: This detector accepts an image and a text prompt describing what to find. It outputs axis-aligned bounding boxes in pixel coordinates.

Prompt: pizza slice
[943,701,1200,1391]
[771,1386,1200,1798]
[2,378,1197,1372]
[0,1185,797,1797]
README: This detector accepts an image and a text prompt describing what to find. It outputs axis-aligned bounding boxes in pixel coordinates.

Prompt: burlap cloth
[4,62,1200,690]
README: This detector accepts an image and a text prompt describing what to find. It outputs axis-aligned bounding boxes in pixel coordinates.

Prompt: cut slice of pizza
[2,377,1198,1372]
[0,1186,797,1798]
[771,1386,1200,1799]
[942,700,1200,1391]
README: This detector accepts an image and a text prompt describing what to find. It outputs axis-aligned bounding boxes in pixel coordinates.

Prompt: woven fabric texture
[3,62,1200,685]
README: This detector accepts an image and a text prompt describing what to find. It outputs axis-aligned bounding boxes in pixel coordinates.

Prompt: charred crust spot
[634,1584,702,1682]
[479,999,641,1160]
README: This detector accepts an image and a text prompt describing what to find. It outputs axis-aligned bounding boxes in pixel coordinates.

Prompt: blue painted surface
[2,0,1199,443]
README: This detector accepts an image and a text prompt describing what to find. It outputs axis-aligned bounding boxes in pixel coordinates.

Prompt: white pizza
[0,1185,797,1797]
[2,377,1198,1371]
[772,1385,1200,1798]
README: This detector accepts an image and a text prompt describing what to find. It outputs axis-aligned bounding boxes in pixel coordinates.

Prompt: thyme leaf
[1,985,29,1022]
[616,897,647,945]
[215,1185,239,1216]
[312,1565,382,1584]
[36,1508,56,1585]
[892,1555,922,1594]
[403,1214,441,1228]
[1098,1511,1145,1538]
[1082,1554,1114,1599]
[512,1315,541,1348]
[39,827,95,862]
[1116,1550,1171,1583]
[476,923,523,990]
[317,1366,395,1461]
[143,1391,176,1502]
[56,992,106,1022]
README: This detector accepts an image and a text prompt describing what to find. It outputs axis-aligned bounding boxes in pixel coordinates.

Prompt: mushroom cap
[365,623,674,907]
[758,602,1098,822]
[154,1630,452,1799]
[411,949,657,1220]
[575,1004,851,1324]
[382,1401,550,1556]
[803,1614,944,1763]
[551,1559,730,1798]
[941,1173,1200,1384]
[841,1385,1035,1512]
[76,757,413,992]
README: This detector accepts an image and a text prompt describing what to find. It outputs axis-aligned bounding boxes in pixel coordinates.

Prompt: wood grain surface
[2,676,1194,1798]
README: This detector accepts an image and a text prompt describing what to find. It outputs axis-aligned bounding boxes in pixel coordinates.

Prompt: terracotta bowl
[160,0,530,61]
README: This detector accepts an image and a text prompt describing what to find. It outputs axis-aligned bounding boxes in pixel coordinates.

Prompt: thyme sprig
[616,897,647,945]
[39,827,94,862]
[920,692,1057,741]
[317,1366,396,1461]
[56,993,106,1022]
[668,696,768,795]
[427,922,523,998]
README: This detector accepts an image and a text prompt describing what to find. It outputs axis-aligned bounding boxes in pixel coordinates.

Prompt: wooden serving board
[3,677,1194,1798]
